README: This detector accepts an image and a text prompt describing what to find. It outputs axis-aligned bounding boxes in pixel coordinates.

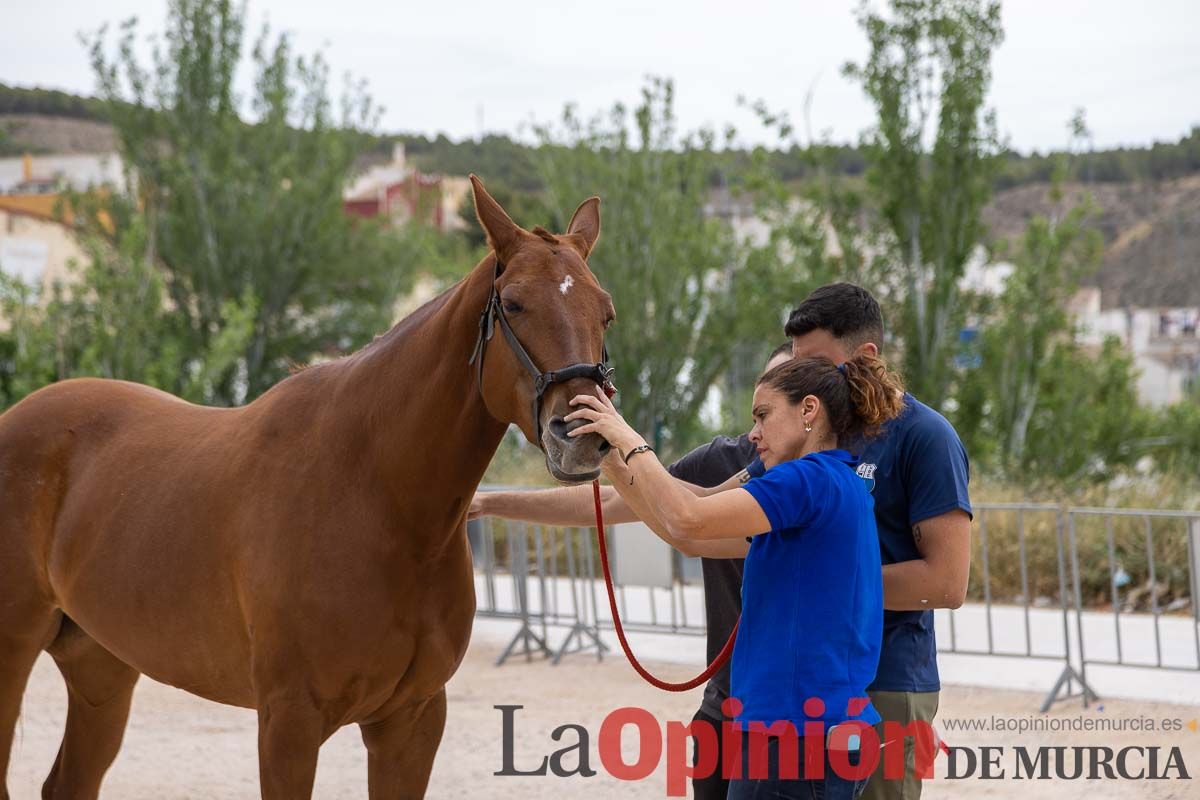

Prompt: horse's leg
[359,688,447,800]
[0,612,59,800]
[256,690,327,800]
[40,618,139,800]
[0,523,60,800]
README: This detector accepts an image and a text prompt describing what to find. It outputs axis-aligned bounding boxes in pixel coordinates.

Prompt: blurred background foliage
[0,0,1197,507]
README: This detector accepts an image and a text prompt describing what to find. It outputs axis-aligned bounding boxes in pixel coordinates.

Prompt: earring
[804,420,813,433]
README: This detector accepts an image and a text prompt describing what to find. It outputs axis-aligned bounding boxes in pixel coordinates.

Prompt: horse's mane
[284,276,464,378]
[530,226,560,245]
[282,228,567,379]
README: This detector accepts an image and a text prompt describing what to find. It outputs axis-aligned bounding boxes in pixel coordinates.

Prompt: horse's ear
[565,196,601,258]
[470,174,522,263]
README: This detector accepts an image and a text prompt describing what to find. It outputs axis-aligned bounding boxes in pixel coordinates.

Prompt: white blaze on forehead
[558,274,575,295]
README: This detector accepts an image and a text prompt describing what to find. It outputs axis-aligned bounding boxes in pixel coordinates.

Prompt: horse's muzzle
[542,415,610,483]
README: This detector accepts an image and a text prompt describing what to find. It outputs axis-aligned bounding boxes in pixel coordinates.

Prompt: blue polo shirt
[735,449,883,731]
[849,394,972,692]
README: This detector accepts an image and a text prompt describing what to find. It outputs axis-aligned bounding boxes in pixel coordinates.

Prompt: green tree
[1153,397,1200,476]
[971,179,1102,470]
[84,0,408,403]
[1019,337,1146,481]
[531,78,784,453]
[954,114,1149,482]
[844,0,1004,408]
[740,91,893,311]
[405,132,543,194]
[719,95,891,429]
[0,220,255,408]
[0,121,18,157]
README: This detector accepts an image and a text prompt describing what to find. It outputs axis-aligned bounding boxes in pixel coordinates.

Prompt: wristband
[623,444,655,464]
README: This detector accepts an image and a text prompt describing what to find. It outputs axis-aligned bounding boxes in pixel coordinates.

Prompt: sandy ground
[7,631,1200,799]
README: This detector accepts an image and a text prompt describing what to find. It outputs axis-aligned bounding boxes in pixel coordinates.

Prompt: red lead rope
[591,479,740,691]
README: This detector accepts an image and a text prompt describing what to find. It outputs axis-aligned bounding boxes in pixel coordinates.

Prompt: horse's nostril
[548,415,599,443]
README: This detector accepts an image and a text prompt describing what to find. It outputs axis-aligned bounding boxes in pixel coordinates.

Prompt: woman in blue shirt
[566,352,905,799]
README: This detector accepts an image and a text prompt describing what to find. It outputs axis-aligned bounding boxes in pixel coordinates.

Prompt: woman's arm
[469,473,724,526]
[623,464,769,541]
[566,394,771,542]
[602,458,751,559]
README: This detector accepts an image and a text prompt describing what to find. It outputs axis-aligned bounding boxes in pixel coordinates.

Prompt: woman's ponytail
[842,352,905,438]
[757,350,905,442]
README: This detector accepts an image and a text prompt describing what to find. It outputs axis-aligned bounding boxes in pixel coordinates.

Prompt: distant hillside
[6,82,1200,187]
[3,82,1197,308]
[983,176,1200,308]
[0,113,117,155]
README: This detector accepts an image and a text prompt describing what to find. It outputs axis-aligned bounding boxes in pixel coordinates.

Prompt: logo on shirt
[856,463,877,493]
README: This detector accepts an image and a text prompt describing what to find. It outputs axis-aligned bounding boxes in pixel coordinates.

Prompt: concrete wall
[0,207,88,292]
[0,152,125,193]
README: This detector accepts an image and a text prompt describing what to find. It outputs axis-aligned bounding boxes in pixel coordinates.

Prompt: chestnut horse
[0,176,615,799]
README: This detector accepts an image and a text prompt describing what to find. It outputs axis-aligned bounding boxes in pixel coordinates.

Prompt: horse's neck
[334,260,511,500]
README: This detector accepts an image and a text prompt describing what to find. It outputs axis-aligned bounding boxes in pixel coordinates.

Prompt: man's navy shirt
[848,393,972,693]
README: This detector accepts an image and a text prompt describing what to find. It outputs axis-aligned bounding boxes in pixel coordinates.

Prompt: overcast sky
[2,0,1197,153]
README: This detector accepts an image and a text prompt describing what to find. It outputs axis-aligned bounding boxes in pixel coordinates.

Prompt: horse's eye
[503,300,524,314]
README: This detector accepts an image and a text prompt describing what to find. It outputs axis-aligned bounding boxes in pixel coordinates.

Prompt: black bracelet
[623,443,654,464]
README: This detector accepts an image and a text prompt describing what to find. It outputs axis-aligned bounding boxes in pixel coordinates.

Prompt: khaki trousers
[861,690,940,800]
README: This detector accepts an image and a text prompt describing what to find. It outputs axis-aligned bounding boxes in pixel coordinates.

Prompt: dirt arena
[8,628,1199,799]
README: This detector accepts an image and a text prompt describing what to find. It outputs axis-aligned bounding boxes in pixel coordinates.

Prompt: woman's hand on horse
[565,393,645,458]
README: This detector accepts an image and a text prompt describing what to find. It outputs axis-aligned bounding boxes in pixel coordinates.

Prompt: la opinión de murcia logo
[494,700,1191,797]
[496,697,933,796]
[943,744,1190,780]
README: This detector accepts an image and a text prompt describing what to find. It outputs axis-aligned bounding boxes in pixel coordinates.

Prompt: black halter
[469,257,616,444]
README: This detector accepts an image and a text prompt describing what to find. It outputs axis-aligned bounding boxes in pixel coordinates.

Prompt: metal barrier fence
[471,493,1200,711]
[933,503,1089,711]
[469,515,706,666]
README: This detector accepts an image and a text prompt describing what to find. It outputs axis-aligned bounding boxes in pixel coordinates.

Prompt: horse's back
[0,379,264,700]
[1,379,158,533]
[1,377,207,466]
[0,375,256,552]
[0,377,225,534]
[0,380,185,649]
[2,376,214,438]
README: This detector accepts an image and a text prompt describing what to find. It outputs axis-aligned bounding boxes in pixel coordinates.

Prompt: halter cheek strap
[469,256,616,444]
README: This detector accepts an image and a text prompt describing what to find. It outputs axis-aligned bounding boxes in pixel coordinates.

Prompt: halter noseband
[468,256,616,444]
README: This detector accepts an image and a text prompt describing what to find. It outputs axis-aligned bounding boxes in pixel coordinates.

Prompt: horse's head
[470,175,616,483]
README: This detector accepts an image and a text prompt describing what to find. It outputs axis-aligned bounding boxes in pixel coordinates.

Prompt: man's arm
[469,474,726,527]
[470,483,631,526]
[881,510,971,610]
[672,536,752,559]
